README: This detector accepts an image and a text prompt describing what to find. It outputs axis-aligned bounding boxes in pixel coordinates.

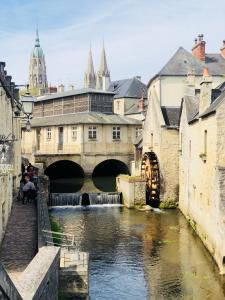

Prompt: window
[46,128,51,140]
[136,127,142,138]
[72,126,78,141]
[113,126,120,140]
[88,126,97,140]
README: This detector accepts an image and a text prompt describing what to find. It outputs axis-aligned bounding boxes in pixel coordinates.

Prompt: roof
[108,77,147,99]
[134,133,142,145]
[161,106,180,127]
[29,112,142,127]
[200,89,225,118]
[182,95,199,124]
[148,47,225,86]
[32,29,44,58]
[36,88,115,102]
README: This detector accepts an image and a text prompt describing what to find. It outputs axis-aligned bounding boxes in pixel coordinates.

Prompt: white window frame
[46,128,51,141]
[72,126,78,141]
[112,126,121,140]
[88,126,97,140]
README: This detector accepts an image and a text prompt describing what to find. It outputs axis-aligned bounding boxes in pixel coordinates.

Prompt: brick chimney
[220,40,225,58]
[192,34,206,61]
[199,67,212,115]
[185,68,195,96]
[138,93,145,112]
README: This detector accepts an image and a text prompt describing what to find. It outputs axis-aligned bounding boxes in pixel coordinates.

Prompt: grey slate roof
[36,88,114,102]
[157,47,225,77]
[134,133,143,146]
[161,106,180,127]
[147,47,225,88]
[108,77,147,99]
[29,112,142,127]
[200,89,225,118]
[182,96,199,123]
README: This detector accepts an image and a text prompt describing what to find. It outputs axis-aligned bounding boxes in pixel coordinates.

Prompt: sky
[0,0,225,88]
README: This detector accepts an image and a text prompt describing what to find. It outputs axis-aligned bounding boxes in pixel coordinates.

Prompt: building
[109,77,147,120]
[0,62,22,242]
[28,29,48,95]
[33,88,115,117]
[140,35,225,206]
[179,72,225,274]
[83,44,111,91]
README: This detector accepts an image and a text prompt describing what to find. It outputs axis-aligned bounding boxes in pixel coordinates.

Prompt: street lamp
[20,88,35,131]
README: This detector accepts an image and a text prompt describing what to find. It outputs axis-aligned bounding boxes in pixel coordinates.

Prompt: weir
[48,192,122,206]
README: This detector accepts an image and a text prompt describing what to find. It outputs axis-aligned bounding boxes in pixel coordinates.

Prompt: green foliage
[19,87,39,97]
[159,200,177,209]
[50,216,62,246]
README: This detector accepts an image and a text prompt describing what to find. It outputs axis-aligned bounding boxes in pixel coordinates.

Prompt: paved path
[0,198,37,280]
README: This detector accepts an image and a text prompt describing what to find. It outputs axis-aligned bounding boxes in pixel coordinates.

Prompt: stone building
[140,35,225,205]
[0,62,21,242]
[108,76,147,121]
[28,29,48,95]
[179,72,225,274]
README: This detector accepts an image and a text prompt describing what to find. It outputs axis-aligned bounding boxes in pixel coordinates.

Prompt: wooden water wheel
[141,152,160,205]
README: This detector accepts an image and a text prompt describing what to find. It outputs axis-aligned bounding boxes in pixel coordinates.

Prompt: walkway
[0,198,37,281]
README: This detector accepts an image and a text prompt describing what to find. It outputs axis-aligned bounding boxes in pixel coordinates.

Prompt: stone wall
[116,175,146,208]
[0,263,22,300]
[15,246,60,300]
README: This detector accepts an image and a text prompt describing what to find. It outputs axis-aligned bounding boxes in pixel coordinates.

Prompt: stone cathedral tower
[96,43,110,90]
[29,29,48,95]
[84,47,96,89]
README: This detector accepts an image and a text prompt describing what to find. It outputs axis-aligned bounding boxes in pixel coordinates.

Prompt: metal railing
[42,230,76,248]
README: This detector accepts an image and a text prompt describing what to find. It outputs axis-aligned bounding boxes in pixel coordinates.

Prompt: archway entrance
[141,152,160,207]
[45,160,84,193]
[92,159,130,192]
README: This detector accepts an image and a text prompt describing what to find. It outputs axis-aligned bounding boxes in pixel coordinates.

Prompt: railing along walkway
[0,198,37,281]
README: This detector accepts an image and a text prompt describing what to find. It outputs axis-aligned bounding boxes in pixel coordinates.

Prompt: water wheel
[141,152,160,206]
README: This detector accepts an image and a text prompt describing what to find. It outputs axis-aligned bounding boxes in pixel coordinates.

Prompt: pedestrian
[22,175,36,204]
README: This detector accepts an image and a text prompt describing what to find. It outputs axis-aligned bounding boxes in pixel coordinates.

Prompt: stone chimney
[58,84,65,93]
[138,91,145,112]
[185,68,195,96]
[220,40,225,58]
[199,67,212,115]
[69,84,75,91]
[192,34,206,61]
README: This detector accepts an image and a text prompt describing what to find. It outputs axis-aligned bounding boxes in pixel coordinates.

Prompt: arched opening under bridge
[141,152,160,207]
[45,160,85,193]
[92,159,130,192]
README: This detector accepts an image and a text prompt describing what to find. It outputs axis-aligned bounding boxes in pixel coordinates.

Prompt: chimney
[220,40,225,58]
[138,91,145,112]
[192,34,206,61]
[199,67,212,115]
[69,84,75,91]
[185,68,195,96]
[58,84,65,93]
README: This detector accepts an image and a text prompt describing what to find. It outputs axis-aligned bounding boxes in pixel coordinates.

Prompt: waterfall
[89,193,121,205]
[49,193,82,206]
[48,192,122,206]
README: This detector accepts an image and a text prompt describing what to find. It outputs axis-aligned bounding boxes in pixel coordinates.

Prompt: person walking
[22,175,36,204]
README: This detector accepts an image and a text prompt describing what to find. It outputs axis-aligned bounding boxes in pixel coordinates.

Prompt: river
[50,206,225,300]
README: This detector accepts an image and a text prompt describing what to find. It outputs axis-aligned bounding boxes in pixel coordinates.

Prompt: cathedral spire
[83,46,96,89]
[35,27,40,47]
[87,46,95,77]
[96,42,110,90]
[99,42,110,76]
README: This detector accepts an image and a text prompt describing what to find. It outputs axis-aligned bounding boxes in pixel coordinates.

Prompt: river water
[50,206,225,300]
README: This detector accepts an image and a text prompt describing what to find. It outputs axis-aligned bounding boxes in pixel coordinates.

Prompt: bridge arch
[45,160,85,193]
[141,151,160,207]
[92,159,130,192]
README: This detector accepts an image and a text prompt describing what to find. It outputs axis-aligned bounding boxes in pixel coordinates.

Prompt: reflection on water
[50,208,225,300]
[50,176,117,193]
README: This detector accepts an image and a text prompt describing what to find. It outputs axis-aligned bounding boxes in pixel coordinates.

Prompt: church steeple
[84,47,96,88]
[29,29,48,95]
[96,42,110,90]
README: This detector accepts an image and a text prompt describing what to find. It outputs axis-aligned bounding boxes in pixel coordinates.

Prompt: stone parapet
[116,175,146,208]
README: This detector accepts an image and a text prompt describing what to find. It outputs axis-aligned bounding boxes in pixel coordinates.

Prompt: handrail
[42,229,76,248]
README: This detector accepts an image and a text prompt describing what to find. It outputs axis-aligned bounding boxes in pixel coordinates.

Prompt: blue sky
[0,0,225,88]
